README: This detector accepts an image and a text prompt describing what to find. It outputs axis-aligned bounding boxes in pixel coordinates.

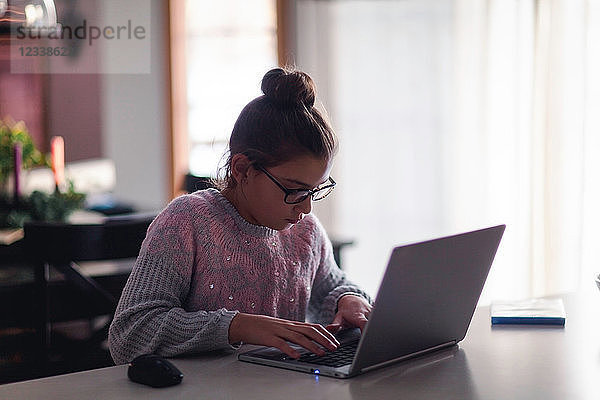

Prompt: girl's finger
[290,325,338,351]
[281,331,327,356]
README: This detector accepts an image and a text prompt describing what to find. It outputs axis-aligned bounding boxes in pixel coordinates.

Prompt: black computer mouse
[127,354,183,388]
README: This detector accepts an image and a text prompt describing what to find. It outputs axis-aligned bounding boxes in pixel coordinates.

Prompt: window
[177,0,278,181]
[295,0,600,302]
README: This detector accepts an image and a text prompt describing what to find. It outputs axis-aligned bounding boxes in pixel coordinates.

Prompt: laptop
[239,224,505,378]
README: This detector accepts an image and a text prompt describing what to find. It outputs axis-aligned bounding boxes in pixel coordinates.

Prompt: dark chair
[24,213,155,373]
[183,173,215,193]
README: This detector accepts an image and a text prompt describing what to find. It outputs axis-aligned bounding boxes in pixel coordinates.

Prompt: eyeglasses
[256,165,336,204]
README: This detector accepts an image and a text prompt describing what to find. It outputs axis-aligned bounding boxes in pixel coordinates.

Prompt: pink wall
[46,72,102,162]
[0,44,46,151]
[0,0,103,162]
[46,0,102,162]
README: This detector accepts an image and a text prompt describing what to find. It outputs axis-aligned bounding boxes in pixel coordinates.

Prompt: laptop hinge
[360,340,456,373]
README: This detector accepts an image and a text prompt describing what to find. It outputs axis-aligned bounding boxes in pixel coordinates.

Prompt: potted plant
[0,117,85,229]
[0,116,46,194]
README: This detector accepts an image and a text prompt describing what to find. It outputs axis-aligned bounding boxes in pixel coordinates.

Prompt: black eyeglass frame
[255,165,336,204]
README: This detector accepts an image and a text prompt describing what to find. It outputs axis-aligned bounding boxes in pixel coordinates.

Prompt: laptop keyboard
[296,339,359,367]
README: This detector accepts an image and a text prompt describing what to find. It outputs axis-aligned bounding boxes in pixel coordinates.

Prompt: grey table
[1,291,598,399]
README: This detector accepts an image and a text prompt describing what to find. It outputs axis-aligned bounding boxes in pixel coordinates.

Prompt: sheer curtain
[295,0,600,302]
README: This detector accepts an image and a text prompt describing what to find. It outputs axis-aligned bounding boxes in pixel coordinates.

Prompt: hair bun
[261,68,316,108]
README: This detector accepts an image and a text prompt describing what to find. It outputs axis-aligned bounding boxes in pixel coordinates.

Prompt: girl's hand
[228,313,340,359]
[326,294,372,334]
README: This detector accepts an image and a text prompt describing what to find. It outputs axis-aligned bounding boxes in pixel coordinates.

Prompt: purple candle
[13,142,22,204]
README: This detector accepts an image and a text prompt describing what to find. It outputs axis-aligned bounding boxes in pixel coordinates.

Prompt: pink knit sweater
[108,188,369,364]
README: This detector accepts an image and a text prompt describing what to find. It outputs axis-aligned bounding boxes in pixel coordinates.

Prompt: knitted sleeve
[108,196,238,365]
[306,217,372,325]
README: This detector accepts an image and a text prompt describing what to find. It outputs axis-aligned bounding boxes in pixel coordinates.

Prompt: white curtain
[296,0,600,302]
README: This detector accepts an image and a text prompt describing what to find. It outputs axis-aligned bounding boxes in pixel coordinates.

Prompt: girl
[108,68,372,364]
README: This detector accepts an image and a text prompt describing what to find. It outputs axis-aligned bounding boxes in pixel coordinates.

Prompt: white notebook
[491,298,566,326]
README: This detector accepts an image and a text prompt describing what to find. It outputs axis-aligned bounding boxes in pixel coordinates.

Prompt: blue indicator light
[314,369,320,374]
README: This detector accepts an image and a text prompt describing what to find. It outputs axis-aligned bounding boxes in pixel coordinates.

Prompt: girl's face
[238,155,333,230]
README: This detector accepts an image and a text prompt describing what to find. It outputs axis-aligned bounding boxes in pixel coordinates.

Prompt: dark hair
[220,67,338,188]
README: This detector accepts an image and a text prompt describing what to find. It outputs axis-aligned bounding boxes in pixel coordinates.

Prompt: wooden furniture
[23,214,155,371]
[183,173,213,193]
[1,291,598,399]
[331,238,354,269]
